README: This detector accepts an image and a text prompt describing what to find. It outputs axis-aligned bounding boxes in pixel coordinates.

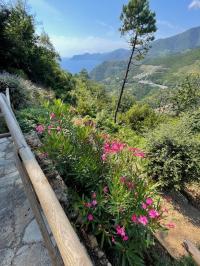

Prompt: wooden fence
[0,89,92,266]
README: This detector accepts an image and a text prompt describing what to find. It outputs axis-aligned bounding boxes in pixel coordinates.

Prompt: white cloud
[50,35,128,57]
[188,0,200,9]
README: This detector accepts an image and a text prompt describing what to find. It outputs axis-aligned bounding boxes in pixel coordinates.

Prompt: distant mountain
[71,49,130,61]
[90,47,200,101]
[61,26,200,73]
[149,26,200,57]
[60,49,130,73]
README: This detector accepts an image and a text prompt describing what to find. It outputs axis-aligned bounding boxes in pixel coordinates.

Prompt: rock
[22,219,43,243]
[97,250,104,259]
[13,243,51,266]
[88,234,98,249]
[0,248,15,266]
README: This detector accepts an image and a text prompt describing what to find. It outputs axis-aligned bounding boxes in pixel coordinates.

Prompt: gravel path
[0,137,51,266]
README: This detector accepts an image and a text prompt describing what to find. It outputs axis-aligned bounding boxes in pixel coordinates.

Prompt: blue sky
[27,0,200,57]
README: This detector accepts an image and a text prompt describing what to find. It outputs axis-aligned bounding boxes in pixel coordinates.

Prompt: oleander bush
[33,100,167,265]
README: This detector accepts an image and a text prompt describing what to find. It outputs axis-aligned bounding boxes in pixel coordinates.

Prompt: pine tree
[114,0,156,123]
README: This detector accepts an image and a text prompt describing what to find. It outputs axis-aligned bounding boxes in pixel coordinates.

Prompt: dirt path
[156,191,200,258]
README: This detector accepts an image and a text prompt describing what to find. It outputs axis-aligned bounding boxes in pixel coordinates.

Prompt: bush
[147,121,200,190]
[0,72,54,109]
[33,100,167,265]
[125,103,162,133]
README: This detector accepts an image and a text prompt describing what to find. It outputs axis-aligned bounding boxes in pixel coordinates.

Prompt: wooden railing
[0,89,92,266]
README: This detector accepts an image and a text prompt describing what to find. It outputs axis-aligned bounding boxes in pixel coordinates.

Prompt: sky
[25,0,200,57]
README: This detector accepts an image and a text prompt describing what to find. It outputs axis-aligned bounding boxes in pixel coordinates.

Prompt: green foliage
[125,103,162,133]
[71,74,110,117]
[171,74,200,115]
[0,2,75,98]
[30,100,165,266]
[120,0,156,52]
[147,121,200,190]
[0,72,54,110]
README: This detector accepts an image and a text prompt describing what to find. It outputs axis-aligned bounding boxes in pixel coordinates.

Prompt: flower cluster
[130,197,161,226]
[35,124,45,134]
[101,140,145,161]
[116,225,128,241]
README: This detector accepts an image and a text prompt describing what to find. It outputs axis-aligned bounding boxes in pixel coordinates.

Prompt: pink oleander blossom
[142,203,147,210]
[146,198,153,205]
[129,147,145,158]
[123,235,129,241]
[148,209,159,219]
[134,152,145,158]
[91,200,97,206]
[101,154,106,161]
[92,192,96,199]
[57,126,61,132]
[50,113,56,120]
[84,202,92,208]
[138,215,148,226]
[131,214,137,223]
[111,236,115,243]
[87,214,94,221]
[127,181,134,190]
[120,176,126,184]
[103,186,108,193]
[103,141,125,155]
[35,124,45,134]
[116,225,126,237]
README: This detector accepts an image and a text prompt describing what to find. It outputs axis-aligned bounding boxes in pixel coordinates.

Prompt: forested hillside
[90,47,200,102]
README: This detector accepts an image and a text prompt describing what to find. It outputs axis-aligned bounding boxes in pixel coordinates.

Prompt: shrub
[34,100,167,265]
[147,121,200,190]
[0,72,54,109]
[125,103,162,133]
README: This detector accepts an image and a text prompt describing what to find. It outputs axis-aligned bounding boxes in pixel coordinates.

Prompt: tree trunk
[114,36,137,123]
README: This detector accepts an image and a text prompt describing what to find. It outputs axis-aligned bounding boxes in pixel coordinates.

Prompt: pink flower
[103,186,108,193]
[131,214,137,223]
[127,181,134,190]
[57,126,61,132]
[91,200,97,206]
[101,154,106,161]
[120,176,126,184]
[146,198,153,206]
[148,209,159,219]
[166,222,176,229]
[116,225,126,237]
[50,113,56,119]
[87,214,94,221]
[35,124,45,134]
[134,152,145,158]
[111,236,115,243]
[138,215,148,226]
[123,235,129,241]
[142,203,147,209]
[92,192,96,199]
[84,202,92,208]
